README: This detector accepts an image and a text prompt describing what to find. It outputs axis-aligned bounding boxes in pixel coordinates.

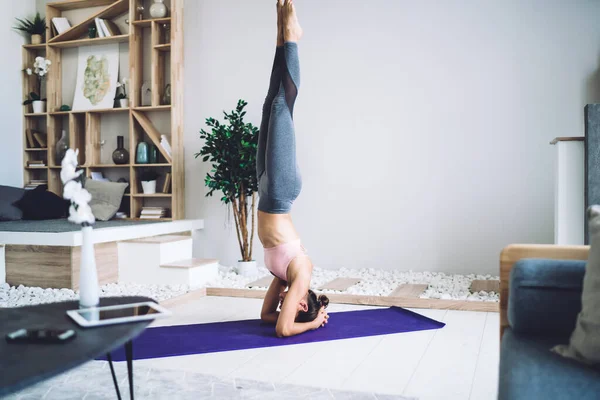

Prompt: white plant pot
[237,260,258,277]
[79,226,99,309]
[141,180,157,194]
[32,100,46,114]
[119,98,129,108]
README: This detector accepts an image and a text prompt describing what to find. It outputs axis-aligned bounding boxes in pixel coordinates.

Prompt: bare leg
[283,0,303,43]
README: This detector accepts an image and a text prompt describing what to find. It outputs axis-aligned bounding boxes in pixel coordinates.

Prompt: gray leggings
[256,42,301,214]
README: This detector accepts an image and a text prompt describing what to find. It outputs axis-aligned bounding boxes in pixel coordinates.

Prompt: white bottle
[150,0,168,18]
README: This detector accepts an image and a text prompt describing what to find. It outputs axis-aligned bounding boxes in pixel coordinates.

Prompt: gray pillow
[84,180,128,221]
[553,205,600,365]
[0,185,25,221]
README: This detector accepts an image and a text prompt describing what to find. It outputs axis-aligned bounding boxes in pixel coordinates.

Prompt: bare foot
[283,0,303,43]
[276,0,284,46]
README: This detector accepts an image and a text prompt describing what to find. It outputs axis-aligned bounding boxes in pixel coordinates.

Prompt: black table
[0,296,154,399]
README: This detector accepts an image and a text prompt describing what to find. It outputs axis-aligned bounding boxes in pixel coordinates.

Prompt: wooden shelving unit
[21,0,183,221]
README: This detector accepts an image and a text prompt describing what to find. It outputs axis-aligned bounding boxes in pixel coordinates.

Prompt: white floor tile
[282,336,384,390]
[342,309,447,395]
[403,310,487,400]
[230,342,322,382]
[469,313,499,400]
[135,348,264,377]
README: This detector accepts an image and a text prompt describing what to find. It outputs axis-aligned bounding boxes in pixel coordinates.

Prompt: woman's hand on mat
[313,307,329,329]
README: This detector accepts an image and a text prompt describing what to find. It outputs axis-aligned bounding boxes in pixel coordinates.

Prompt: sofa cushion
[13,185,69,220]
[0,185,25,221]
[553,205,600,365]
[84,180,128,221]
[499,329,600,400]
[509,258,586,338]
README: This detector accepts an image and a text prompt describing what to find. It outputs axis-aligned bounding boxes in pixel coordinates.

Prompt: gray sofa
[499,245,600,399]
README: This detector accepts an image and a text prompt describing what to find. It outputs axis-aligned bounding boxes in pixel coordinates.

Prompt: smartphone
[5,328,76,344]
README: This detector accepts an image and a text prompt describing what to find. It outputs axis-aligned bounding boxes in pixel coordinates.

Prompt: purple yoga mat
[104,307,444,362]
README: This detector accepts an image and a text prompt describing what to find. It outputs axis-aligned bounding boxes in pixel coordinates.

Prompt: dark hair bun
[318,294,329,309]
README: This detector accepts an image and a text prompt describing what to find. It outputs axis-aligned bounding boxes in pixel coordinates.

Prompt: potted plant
[14,12,46,45]
[140,169,159,194]
[195,99,259,276]
[115,78,129,108]
[23,57,50,113]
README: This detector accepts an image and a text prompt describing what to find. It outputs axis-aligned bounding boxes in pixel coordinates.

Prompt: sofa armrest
[508,259,586,337]
[500,244,589,338]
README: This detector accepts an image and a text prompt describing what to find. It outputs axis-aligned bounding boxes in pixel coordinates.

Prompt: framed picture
[72,44,119,111]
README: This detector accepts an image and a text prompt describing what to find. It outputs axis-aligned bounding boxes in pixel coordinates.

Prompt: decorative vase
[150,0,168,18]
[32,100,46,114]
[55,130,69,164]
[141,81,152,106]
[119,98,129,108]
[237,260,258,277]
[136,142,149,164]
[161,83,171,105]
[31,34,42,45]
[141,180,157,194]
[149,145,158,164]
[79,225,99,309]
[112,136,129,165]
[88,25,97,38]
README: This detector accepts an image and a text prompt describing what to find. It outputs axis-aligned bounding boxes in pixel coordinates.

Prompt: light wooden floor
[138,296,499,400]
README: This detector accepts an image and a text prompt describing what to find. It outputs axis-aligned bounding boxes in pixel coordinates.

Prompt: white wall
[1,1,37,187]
[185,0,600,275]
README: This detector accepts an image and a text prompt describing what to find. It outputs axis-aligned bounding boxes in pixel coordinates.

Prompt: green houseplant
[196,99,259,272]
[14,12,46,45]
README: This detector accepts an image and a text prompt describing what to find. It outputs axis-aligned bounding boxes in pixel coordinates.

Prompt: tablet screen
[77,304,159,322]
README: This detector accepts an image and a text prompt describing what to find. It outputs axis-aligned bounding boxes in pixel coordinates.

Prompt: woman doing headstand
[257,0,329,337]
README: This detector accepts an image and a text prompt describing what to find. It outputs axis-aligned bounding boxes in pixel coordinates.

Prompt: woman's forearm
[276,320,315,337]
[261,311,280,325]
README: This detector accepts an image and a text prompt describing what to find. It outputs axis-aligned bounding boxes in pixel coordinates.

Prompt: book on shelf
[95,18,121,38]
[162,173,171,193]
[140,206,168,219]
[24,180,47,190]
[160,135,172,158]
[27,160,46,167]
[25,129,36,148]
[51,17,71,35]
[33,132,47,147]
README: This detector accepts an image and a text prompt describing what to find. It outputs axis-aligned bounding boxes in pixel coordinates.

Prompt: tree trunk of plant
[230,197,244,259]
[249,192,256,261]
[231,184,256,262]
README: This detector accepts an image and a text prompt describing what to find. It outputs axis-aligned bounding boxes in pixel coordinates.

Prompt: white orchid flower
[63,180,82,200]
[61,149,79,169]
[116,82,122,87]
[60,165,83,184]
[46,59,51,66]
[26,68,32,75]
[63,181,92,206]
[68,203,95,225]
[72,187,92,207]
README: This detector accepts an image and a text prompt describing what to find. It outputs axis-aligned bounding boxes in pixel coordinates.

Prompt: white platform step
[118,234,193,284]
[160,258,219,288]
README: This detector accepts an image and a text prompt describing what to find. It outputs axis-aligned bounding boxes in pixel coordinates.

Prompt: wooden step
[246,276,274,288]
[126,234,190,244]
[318,277,361,291]
[470,279,500,293]
[388,284,429,298]
[161,258,219,269]
[122,234,191,244]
